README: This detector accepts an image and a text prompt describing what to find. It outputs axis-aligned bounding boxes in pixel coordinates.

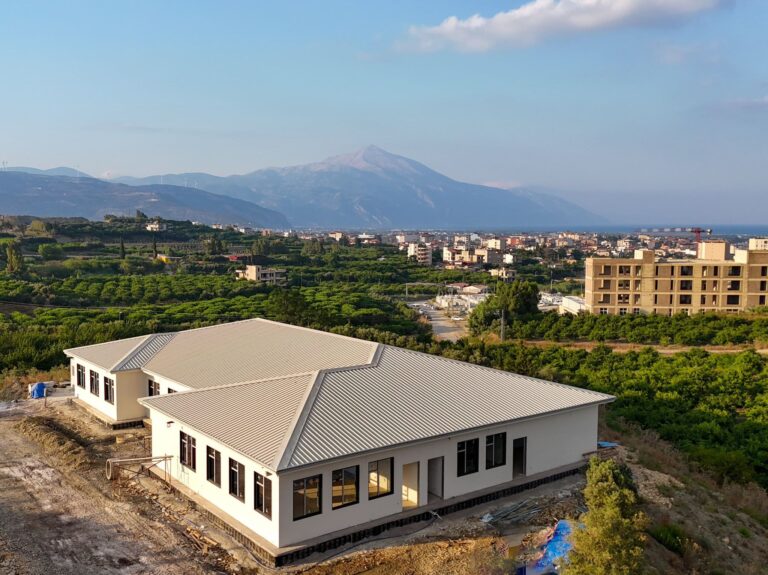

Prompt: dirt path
[0,419,215,575]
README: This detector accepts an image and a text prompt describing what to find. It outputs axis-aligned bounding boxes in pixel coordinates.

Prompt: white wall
[277,405,598,546]
[148,409,281,547]
[147,404,598,549]
[70,357,119,421]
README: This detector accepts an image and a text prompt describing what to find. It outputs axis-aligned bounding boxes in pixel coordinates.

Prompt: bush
[648,522,688,555]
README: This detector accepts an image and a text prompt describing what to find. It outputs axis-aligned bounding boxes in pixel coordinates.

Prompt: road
[412,300,468,342]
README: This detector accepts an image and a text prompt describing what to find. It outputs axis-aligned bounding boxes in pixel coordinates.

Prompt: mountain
[0,171,289,227]
[7,166,92,178]
[113,146,604,229]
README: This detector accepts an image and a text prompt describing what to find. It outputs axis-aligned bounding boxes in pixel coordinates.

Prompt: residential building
[407,243,432,266]
[474,248,502,266]
[485,237,506,251]
[64,319,613,564]
[145,220,167,232]
[490,267,516,282]
[328,231,346,242]
[235,265,287,286]
[585,240,768,315]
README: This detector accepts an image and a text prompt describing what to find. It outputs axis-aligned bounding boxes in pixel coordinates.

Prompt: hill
[0,171,289,227]
[114,146,605,229]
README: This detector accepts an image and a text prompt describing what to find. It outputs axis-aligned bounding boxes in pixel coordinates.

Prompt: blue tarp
[30,382,46,399]
[597,441,619,448]
[534,520,573,572]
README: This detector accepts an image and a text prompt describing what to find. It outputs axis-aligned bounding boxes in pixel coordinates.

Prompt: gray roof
[139,374,316,470]
[282,346,613,469]
[112,333,177,371]
[142,319,377,389]
[64,335,151,371]
[138,328,614,471]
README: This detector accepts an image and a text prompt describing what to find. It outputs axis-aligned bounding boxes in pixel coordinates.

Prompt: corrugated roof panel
[64,335,150,371]
[140,373,317,469]
[286,346,613,468]
[113,333,177,371]
[142,319,377,389]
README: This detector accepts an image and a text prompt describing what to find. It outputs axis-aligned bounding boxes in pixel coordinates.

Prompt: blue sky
[1,1,766,223]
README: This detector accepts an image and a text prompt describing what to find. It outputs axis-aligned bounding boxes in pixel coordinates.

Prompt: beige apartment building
[585,240,768,315]
[235,264,287,285]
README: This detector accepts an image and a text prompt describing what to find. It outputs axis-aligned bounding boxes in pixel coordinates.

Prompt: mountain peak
[319,145,424,176]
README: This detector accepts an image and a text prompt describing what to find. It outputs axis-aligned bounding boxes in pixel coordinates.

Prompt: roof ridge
[140,371,320,401]
[111,332,178,372]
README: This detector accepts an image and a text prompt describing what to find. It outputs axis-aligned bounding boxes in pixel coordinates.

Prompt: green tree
[4,241,26,274]
[204,236,225,255]
[563,458,647,575]
[38,243,64,261]
[119,237,126,260]
[152,234,158,258]
[468,280,540,336]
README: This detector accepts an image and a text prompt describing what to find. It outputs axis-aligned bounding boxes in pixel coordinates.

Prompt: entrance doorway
[427,457,444,502]
[402,462,420,509]
[513,437,527,478]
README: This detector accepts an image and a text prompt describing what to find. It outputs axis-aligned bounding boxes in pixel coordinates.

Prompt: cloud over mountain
[405,0,724,52]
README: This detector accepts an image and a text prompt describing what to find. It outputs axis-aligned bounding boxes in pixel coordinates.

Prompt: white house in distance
[64,319,613,565]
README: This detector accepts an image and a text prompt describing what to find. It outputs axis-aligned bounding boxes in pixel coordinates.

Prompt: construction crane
[636,227,713,243]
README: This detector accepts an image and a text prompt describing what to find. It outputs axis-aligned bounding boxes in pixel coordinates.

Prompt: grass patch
[648,522,688,555]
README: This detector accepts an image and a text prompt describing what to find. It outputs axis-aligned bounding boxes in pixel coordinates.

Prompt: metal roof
[64,335,151,371]
[112,333,177,371]
[140,373,318,470]
[282,346,613,469]
[141,319,377,389]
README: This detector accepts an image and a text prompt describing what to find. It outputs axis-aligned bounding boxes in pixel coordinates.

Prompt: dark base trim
[163,466,583,567]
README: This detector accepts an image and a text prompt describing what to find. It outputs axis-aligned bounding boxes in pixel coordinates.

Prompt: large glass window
[148,380,160,396]
[293,475,322,520]
[89,370,99,396]
[254,472,272,518]
[332,465,359,509]
[76,364,85,388]
[206,446,221,486]
[485,432,506,469]
[368,458,393,500]
[104,377,115,404]
[180,431,196,471]
[229,458,245,501]
[457,438,479,477]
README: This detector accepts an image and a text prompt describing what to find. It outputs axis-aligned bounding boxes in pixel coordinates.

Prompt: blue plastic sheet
[597,441,619,448]
[534,520,573,571]
[30,382,46,399]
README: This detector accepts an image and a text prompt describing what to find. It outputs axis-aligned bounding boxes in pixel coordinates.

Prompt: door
[427,457,444,501]
[513,437,527,478]
[402,462,420,509]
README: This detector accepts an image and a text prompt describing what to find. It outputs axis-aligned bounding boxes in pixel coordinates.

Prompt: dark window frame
[180,431,197,471]
[229,458,245,501]
[485,432,507,470]
[76,364,86,388]
[147,380,160,396]
[206,446,221,487]
[103,377,115,404]
[89,370,99,396]
[293,474,323,520]
[254,472,272,519]
[332,465,359,510]
[367,457,394,500]
[726,294,740,306]
[457,438,480,477]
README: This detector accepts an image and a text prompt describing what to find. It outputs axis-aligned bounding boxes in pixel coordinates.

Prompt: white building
[407,243,432,266]
[146,221,167,232]
[65,319,613,565]
[235,265,287,285]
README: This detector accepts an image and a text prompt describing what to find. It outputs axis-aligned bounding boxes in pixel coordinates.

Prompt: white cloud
[405,0,725,53]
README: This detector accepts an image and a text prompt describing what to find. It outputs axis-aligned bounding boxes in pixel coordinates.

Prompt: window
[726,295,740,306]
[254,472,272,518]
[618,265,630,275]
[598,308,608,315]
[617,294,629,304]
[229,458,245,501]
[457,438,479,477]
[206,447,221,486]
[332,465,359,509]
[485,432,506,469]
[167,387,176,394]
[104,377,115,404]
[701,280,707,291]
[712,266,719,277]
[701,295,706,305]
[727,280,741,291]
[180,431,196,471]
[632,308,641,315]
[762,266,768,277]
[679,280,693,291]
[599,279,611,290]
[293,475,322,520]
[368,458,393,499]
[598,295,611,304]
[600,265,612,276]
[728,266,742,277]
[76,364,85,388]
[148,380,160,396]
[760,295,766,306]
[617,280,630,290]
[89,370,99,396]
[679,295,692,305]
[760,280,767,291]
[619,308,628,315]
[680,266,693,277]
